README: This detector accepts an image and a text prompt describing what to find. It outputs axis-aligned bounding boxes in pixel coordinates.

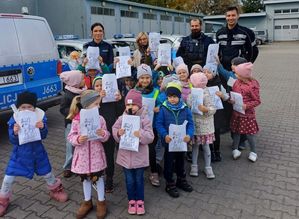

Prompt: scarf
[165,99,185,111]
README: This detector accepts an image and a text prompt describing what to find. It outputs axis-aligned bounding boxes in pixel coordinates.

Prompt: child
[67,90,110,219]
[93,76,124,193]
[229,62,261,162]
[0,92,68,217]
[120,76,136,98]
[175,63,192,103]
[60,70,86,178]
[156,82,194,198]
[68,51,82,70]
[134,64,160,187]
[217,57,247,82]
[190,64,203,75]
[112,89,154,215]
[188,73,216,178]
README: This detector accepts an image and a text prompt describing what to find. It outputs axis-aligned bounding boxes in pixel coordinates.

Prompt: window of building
[174,17,184,22]
[291,8,299,13]
[143,13,157,20]
[90,6,115,16]
[186,18,191,23]
[121,10,138,18]
[282,9,290,13]
[274,9,282,14]
[274,26,281,29]
[291,25,298,29]
[161,15,171,21]
[283,25,290,29]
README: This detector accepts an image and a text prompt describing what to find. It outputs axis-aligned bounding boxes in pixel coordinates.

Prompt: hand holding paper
[183,135,191,143]
[36,121,44,129]
[165,135,172,143]
[13,123,20,135]
[78,135,88,144]
[96,128,105,137]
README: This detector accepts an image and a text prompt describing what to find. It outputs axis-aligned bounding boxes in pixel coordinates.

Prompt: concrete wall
[0,0,37,15]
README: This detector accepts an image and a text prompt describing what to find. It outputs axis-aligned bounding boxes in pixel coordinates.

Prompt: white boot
[248,152,258,162]
[232,149,241,160]
[189,164,198,177]
[204,167,215,179]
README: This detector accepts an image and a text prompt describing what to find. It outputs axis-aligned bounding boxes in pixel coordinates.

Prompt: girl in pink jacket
[67,90,110,219]
[112,89,154,216]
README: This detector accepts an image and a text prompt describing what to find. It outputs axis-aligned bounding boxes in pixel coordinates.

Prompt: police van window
[14,19,56,61]
[0,18,21,66]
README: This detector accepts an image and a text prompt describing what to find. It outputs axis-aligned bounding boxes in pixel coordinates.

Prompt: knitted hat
[137,64,152,79]
[231,57,247,66]
[190,73,208,89]
[125,89,142,108]
[80,90,100,108]
[176,63,189,75]
[16,91,37,108]
[60,70,83,88]
[203,63,218,77]
[235,62,253,78]
[190,64,203,74]
[92,75,103,88]
[166,82,182,98]
[161,74,180,89]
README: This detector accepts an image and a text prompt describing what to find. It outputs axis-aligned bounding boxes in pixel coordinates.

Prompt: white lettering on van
[42,84,58,95]
[0,93,18,106]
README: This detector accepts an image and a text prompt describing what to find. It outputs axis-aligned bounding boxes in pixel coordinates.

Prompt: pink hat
[125,89,142,108]
[190,72,208,88]
[235,62,253,78]
[175,63,189,75]
[60,70,83,88]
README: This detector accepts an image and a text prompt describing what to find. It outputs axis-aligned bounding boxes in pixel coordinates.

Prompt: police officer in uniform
[177,18,215,71]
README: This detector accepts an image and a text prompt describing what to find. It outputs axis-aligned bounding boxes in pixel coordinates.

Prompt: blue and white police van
[0,14,62,121]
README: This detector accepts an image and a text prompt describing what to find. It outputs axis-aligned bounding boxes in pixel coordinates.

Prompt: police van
[0,14,62,121]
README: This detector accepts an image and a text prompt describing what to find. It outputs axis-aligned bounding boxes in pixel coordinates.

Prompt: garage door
[274,19,299,41]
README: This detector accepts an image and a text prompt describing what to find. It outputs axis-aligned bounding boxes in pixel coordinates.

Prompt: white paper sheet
[17,110,41,145]
[206,43,219,65]
[118,46,131,57]
[169,120,188,152]
[149,32,160,52]
[142,97,155,123]
[119,115,140,152]
[116,56,131,79]
[85,46,100,70]
[173,56,184,69]
[227,77,237,87]
[157,44,171,66]
[102,74,118,103]
[208,86,224,110]
[190,88,204,115]
[230,91,245,114]
[80,107,101,140]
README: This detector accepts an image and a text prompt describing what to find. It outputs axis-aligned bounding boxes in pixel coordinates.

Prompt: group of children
[0,54,261,218]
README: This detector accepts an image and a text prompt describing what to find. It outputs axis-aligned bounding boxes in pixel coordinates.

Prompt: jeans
[63,124,73,170]
[123,167,145,201]
[232,133,256,153]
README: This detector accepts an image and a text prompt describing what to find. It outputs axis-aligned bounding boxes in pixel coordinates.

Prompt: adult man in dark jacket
[176,18,215,70]
[216,6,259,71]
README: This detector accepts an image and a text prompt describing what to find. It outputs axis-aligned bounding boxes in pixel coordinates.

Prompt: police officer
[216,6,259,71]
[176,18,215,71]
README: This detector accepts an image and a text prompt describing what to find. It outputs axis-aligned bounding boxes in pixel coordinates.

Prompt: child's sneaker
[189,164,198,177]
[0,193,10,217]
[248,152,258,162]
[128,200,136,215]
[232,149,241,160]
[204,167,215,179]
[136,200,145,215]
[176,178,193,192]
[149,173,160,187]
[165,184,179,198]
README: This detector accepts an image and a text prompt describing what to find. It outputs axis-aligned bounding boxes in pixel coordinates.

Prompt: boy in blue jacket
[156,82,194,198]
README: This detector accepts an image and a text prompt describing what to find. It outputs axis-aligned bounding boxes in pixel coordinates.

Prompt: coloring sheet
[173,56,184,68]
[206,43,219,65]
[102,74,118,103]
[86,46,100,70]
[230,91,245,114]
[118,46,131,57]
[208,86,224,110]
[119,115,140,152]
[227,77,237,87]
[169,120,188,152]
[80,107,101,141]
[142,97,155,123]
[116,56,131,79]
[149,32,160,52]
[17,110,41,145]
[190,88,204,115]
[157,43,171,66]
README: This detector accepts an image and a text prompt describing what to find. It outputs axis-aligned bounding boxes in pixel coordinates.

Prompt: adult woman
[132,32,154,68]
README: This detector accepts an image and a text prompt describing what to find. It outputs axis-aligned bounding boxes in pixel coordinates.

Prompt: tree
[242,0,263,13]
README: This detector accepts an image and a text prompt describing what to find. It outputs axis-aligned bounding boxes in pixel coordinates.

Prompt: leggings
[233,133,256,153]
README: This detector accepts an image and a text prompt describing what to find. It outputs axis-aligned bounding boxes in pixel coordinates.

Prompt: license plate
[0,74,20,85]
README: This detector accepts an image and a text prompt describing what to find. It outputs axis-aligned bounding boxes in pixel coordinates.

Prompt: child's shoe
[0,193,10,217]
[165,184,179,198]
[63,169,73,178]
[204,167,215,179]
[48,178,68,202]
[149,173,160,187]
[176,178,193,192]
[214,151,222,162]
[189,164,198,177]
[136,200,145,215]
[128,200,136,215]
[248,152,258,162]
[232,149,241,160]
[96,200,107,219]
[77,200,93,219]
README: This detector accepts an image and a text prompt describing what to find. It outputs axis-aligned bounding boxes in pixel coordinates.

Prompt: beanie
[231,57,247,66]
[60,70,83,87]
[203,63,218,77]
[235,62,253,78]
[175,63,189,75]
[80,90,100,108]
[190,64,203,74]
[125,89,142,108]
[161,74,180,89]
[190,73,208,89]
[166,82,182,98]
[92,75,103,88]
[16,91,37,108]
[137,64,152,79]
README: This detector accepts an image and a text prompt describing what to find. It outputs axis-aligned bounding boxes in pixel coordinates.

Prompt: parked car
[0,13,62,121]
[253,30,268,45]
